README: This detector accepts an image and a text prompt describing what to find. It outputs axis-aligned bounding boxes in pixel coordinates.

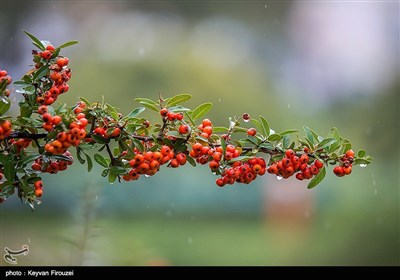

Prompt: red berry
[343,165,352,175]
[160,108,168,117]
[295,173,304,180]
[202,119,212,127]
[169,159,179,168]
[247,128,256,136]
[285,149,295,158]
[179,124,189,135]
[216,178,225,187]
[300,154,309,164]
[34,180,43,189]
[176,153,187,165]
[333,166,344,177]
[314,159,324,169]
[242,113,250,121]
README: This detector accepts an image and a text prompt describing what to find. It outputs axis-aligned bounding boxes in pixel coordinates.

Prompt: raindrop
[244,119,249,123]
[264,4,267,8]
[188,237,193,244]
[276,176,283,181]
[218,98,221,102]
[372,180,376,186]
[374,189,378,196]
[144,174,150,178]
[95,196,98,200]
[287,104,291,109]
[360,164,367,168]
[28,238,31,244]
[37,200,42,205]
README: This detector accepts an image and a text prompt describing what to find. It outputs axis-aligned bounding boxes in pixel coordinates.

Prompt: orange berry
[34,188,43,197]
[52,115,62,125]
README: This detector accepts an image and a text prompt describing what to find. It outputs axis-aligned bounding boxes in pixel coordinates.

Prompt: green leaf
[168,105,191,113]
[303,126,316,145]
[213,126,229,133]
[260,115,270,137]
[251,119,264,136]
[23,31,45,50]
[79,97,91,106]
[233,126,248,133]
[108,172,118,183]
[3,159,15,181]
[91,134,107,144]
[94,154,108,168]
[137,101,159,112]
[282,135,290,149]
[85,154,93,172]
[267,134,282,141]
[32,65,49,82]
[20,154,41,166]
[76,149,86,164]
[191,102,212,121]
[280,129,298,136]
[0,96,10,116]
[109,166,127,175]
[227,156,253,163]
[186,156,196,167]
[58,40,79,49]
[259,142,274,150]
[354,158,371,165]
[126,107,145,118]
[166,94,192,107]
[316,138,337,150]
[105,103,119,120]
[13,81,31,87]
[134,98,158,110]
[221,137,227,160]
[307,166,326,189]
[131,138,145,153]
[357,149,366,158]
[341,139,352,153]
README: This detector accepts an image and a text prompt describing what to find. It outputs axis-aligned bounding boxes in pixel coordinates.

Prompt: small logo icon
[3,245,29,265]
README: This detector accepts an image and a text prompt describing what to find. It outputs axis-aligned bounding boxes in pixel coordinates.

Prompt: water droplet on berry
[360,164,367,168]
[244,119,249,123]
[144,174,150,178]
[37,200,42,205]
[277,175,283,180]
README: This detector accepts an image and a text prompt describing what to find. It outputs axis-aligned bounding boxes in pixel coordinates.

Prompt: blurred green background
[0,1,398,265]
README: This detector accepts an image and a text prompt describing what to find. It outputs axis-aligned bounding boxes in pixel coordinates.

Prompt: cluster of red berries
[160,108,184,122]
[216,157,266,187]
[31,151,74,174]
[35,45,71,106]
[0,120,12,141]
[123,145,187,181]
[333,149,354,177]
[39,104,88,155]
[0,69,12,97]
[33,180,43,198]
[197,118,213,139]
[267,149,324,181]
[9,138,32,153]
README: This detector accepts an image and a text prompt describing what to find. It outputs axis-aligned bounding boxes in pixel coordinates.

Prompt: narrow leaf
[317,138,337,150]
[213,126,229,133]
[186,155,196,167]
[227,156,253,163]
[191,102,212,121]
[307,167,326,189]
[280,129,298,135]
[166,94,192,107]
[32,65,49,81]
[267,134,282,141]
[127,107,145,118]
[94,154,108,168]
[357,149,366,158]
[23,31,45,50]
[260,115,270,137]
[251,119,265,136]
[303,126,315,145]
[85,154,93,172]
[0,97,11,116]
[58,40,79,49]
